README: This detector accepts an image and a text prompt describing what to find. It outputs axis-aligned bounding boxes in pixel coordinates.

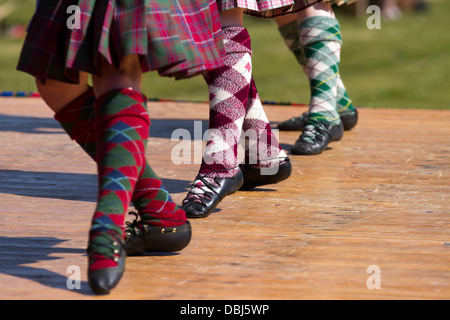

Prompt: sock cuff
[222,26,252,55]
[277,20,307,66]
[54,86,95,140]
[298,16,342,46]
[54,86,94,122]
[94,88,150,126]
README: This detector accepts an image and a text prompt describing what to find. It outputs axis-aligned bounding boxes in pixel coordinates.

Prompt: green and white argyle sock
[278,17,356,118]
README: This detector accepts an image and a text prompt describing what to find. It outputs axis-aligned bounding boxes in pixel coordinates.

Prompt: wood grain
[0,97,448,300]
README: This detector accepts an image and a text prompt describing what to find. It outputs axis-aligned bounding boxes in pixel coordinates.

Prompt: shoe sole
[240,159,292,190]
[125,221,192,255]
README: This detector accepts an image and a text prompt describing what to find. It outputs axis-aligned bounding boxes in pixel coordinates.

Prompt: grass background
[0,0,449,109]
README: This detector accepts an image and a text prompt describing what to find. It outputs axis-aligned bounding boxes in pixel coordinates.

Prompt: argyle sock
[277,19,307,67]
[54,87,97,158]
[199,26,286,172]
[336,74,355,116]
[132,163,186,228]
[184,26,287,204]
[199,26,252,178]
[243,76,287,168]
[183,26,252,204]
[278,18,356,117]
[299,16,342,125]
[89,88,150,271]
[54,88,186,229]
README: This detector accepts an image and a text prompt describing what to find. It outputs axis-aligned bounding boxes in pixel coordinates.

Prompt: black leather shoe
[277,109,358,131]
[340,108,358,131]
[291,119,343,155]
[124,212,192,256]
[87,231,126,295]
[239,157,292,190]
[181,169,244,218]
[277,112,308,131]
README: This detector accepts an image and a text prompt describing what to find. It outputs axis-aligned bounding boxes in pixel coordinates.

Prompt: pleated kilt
[216,0,294,18]
[217,0,357,18]
[17,0,225,83]
[292,0,357,13]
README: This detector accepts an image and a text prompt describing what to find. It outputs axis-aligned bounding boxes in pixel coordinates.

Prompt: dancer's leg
[275,6,357,133]
[182,9,290,218]
[39,74,189,256]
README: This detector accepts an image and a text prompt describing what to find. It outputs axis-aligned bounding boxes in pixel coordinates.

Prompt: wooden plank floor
[0,97,449,300]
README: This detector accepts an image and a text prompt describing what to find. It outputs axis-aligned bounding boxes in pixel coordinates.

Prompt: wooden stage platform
[0,97,449,300]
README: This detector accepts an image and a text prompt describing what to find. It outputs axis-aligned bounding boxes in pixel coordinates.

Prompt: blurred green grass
[1,0,449,109]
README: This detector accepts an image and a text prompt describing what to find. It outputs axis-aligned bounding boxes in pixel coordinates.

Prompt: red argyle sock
[54,87,97,158]
[89,88,149,271]
[54,87,187,230]
[133,163,186,228]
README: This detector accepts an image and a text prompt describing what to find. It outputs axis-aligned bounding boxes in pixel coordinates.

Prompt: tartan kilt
[292,0,357,13]
[17,0,225,83]
[216,0,295,18]
[216,0,357,18]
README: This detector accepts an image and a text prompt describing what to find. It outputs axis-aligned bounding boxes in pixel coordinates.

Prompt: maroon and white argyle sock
[185,26,286,202]
[243,76,287,168]
[199,26,252,178]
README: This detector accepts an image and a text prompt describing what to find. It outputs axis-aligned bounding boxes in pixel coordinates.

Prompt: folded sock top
[222,26,252,54]
[298,16,343,46]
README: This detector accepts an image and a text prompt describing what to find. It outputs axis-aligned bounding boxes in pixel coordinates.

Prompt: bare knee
[297,3,334,23]
[219,8,244,27]
[36,73,90,113]
[92,55,142,97]
[274,14,298,27]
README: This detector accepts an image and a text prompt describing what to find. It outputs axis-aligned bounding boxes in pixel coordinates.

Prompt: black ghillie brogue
[277,108,358,132]
[277,112,309,131]
[87,230,126,295]
[339,107,358,131]
[239,157,292,190]
[181,169,244,218]
[124,212,192,256]
[291,118,343,155]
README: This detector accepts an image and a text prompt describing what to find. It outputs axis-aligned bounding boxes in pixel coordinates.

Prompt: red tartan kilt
[216,0,295,18]
[17,0,224,83]
[216,0,358,18]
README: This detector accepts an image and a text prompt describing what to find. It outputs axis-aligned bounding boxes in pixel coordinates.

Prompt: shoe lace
[183,167,239,204]
[184,176,218,204]
[125,212,141,239]
[300,118,327,144]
